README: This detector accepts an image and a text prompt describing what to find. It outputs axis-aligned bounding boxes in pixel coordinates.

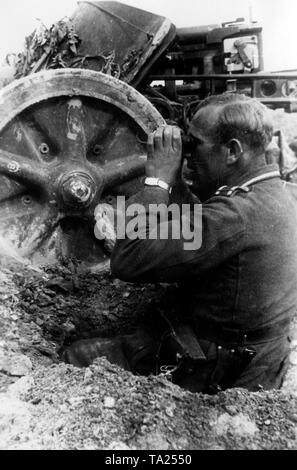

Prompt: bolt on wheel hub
[59,172,97,208]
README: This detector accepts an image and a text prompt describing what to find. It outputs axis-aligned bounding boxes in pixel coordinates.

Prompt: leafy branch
[14,18,81,78]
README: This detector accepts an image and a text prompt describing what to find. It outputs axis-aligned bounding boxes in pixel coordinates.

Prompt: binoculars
[182,134,196,157]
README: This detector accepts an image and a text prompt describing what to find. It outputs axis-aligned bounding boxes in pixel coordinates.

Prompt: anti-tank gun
[0,1,296,271]
[143,17,297,122]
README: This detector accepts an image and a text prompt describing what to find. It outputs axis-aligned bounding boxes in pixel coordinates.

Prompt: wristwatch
[144,177,172,194]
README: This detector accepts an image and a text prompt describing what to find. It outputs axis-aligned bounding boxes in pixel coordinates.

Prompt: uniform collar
[235,164,281,188]
[214,164,281,197]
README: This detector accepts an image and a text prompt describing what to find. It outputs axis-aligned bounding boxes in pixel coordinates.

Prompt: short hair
[191,93,274,155]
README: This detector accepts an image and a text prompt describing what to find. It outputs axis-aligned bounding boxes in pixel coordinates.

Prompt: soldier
[65,93,297,393]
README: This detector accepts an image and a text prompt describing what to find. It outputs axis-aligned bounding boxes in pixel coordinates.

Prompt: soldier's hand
[146,125,182,185]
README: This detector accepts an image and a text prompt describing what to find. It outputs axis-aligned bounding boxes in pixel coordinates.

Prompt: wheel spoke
[0,149,48,189]
[48,216,108,265]
[64,98,87,163]
[92,120,147,189]
[0,191,60,255]
[97,124,145,165]
[15,119,44,162]
[0,191,23,205]
[0,196,39,222]
[103,154,146,189]
[29,113,60,154]
[82,104,117,163]
[19,208,61,256]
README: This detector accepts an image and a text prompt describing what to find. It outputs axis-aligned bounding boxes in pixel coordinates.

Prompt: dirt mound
[0,261,296,450]
[2,359,297,450]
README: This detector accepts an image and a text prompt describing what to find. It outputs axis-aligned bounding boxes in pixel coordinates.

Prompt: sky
[0,0,296,71]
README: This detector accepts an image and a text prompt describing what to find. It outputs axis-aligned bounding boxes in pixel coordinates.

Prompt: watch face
[144,178,171,194]
[144,177,157,185]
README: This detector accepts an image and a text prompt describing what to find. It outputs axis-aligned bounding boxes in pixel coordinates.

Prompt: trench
[0,251,175,370]
[1,249,296,390]
[1,248,297,450]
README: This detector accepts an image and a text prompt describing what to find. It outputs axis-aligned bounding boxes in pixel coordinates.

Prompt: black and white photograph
[0,0,296,453]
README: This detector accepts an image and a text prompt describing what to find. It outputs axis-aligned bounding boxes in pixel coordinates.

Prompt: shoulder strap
[215,185,251,197]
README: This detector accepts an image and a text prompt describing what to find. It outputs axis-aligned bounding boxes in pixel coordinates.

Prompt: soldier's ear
[226,139,243,166]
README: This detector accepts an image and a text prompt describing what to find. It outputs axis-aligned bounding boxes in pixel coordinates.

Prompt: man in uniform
[65,93,297,393]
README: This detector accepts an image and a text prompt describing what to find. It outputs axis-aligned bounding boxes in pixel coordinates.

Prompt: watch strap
[144,177,172,194]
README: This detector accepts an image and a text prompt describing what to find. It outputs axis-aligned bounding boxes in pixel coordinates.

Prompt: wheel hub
[59,172,97,208]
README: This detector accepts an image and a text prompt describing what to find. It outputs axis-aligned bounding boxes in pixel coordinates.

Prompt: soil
[0,258,296,451]
[0,109,297,451]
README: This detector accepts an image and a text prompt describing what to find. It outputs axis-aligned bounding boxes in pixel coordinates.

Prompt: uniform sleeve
[111,187,246,283]
[169,177,201,206]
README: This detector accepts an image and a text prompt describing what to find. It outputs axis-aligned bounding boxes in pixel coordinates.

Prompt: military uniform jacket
[111,163,297,337]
